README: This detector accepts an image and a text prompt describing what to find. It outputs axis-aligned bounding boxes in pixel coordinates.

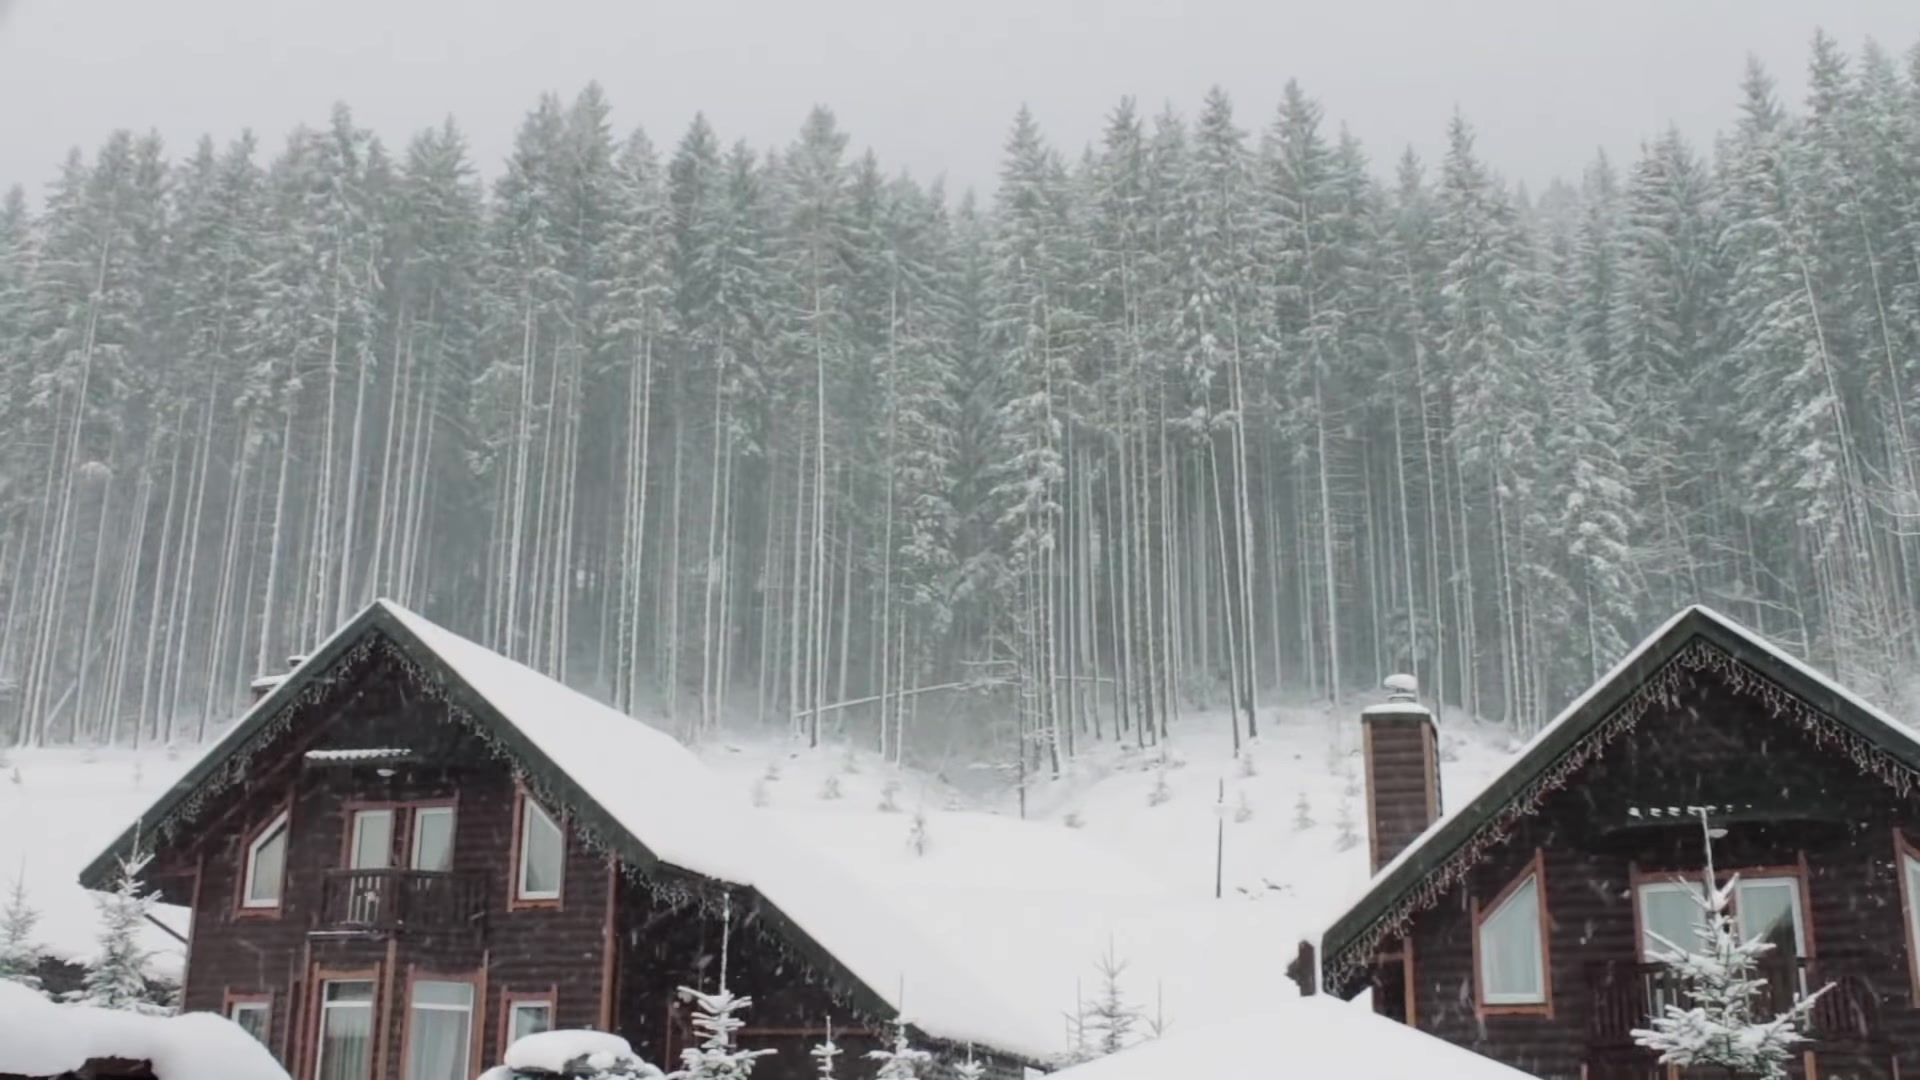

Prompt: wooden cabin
[1292,606,1920,1080]
[79,600,1049,1080]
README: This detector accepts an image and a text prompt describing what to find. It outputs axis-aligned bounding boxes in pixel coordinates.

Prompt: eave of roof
[1312,604,1920,994]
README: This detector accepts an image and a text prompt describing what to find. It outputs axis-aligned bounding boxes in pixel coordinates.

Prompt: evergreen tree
[0,875,45,993]
[72,854,168,1014]
[866,1019,933,1080]
[1632,815,1829,1079]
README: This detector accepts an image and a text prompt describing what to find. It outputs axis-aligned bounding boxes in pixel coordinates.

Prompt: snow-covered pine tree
[1631,813,1830,1079]
[1085,941,1140,1055]
[866,1018,934,1080]
[673,985,775,1080]
[809,1018,839,1080]
[72,853,169,1014]
[0,875,45,993]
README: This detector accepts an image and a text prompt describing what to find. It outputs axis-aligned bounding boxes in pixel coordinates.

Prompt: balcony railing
[315,868,486,935]
[1586,958,1880,1048]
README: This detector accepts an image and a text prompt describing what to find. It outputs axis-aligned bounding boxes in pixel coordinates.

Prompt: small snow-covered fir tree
[1334,797,1359,851]
[907,810,930,856]
[952,1045,985,1080]
[1085,941,1140,1055]
[809,1018,840,1080]
[1146,769,1171,806]
[1292,791,1315,831]
[1631,814,1829,1079]
[72,853,169,1014]
[867,1018,933,1080]
[673,985,775,1080]
[0,875,46,993]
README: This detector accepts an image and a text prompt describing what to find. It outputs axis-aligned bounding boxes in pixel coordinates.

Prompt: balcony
[314,869,487,936]
[1586,958,1881,1050]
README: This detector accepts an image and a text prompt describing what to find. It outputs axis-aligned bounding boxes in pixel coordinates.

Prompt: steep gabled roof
[81,600,1058,1062]
[1312,604,1920,996]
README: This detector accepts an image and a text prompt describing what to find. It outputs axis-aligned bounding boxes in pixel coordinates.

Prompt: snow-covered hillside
[1,697,1518,1050]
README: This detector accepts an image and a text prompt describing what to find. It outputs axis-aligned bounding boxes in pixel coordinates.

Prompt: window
[1637,879,1708,959]
[405,979,475,1080]
[1903,846,1920,995]
[1475,855,1549,1011]
[1636,876,1804,960]
[350,809,394,869]
[411,807,455,872]
[315,980,375,1080]
[228,998,270,1044]
[516,797,563,902]
[243,811,289,908]
[506,998,553,1043]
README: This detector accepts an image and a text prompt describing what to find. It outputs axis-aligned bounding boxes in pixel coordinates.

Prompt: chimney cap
[1382,673,1419,699]
[1362,673,1433,721]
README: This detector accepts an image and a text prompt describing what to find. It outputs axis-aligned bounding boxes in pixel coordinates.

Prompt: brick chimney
[1361,674,1441,873]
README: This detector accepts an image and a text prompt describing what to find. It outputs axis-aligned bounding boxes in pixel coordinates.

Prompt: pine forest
[2,33,1918,768]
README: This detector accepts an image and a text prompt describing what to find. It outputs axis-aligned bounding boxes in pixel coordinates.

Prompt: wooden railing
[315,869,486,934]
[1586,959,1880,1048]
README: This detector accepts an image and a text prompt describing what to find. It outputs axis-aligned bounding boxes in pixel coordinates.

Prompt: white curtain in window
[351,810,394,869]
[1478,876,1544,1003]
[405,980,473,1080]
[411,808,455,871]
[1735,878,1804,957]
[246,815,288,906]
[1639,881,1708,959]
[317,982,373,1080]
[519,801,562,898]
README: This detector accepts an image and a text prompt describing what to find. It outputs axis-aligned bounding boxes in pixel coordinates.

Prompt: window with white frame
[516,798,562,901]
[411,806,455,872]
[228,999,270,1044]
[1636,876,1805,961]
[1477,872,1546,1005]
[243,811,289,908]
[404,979,475,1080]
[315,980,374,1080]
[349,809,394,869]
[506,998,553,1043]
[1905,850,1920,983]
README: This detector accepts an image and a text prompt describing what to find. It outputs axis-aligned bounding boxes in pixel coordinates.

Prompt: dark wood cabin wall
[160,654,611,1080]
[1399,671,1920,1080]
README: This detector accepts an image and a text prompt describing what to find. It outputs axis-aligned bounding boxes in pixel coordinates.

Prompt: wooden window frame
[498,988,558,1052]
[1894,830,1920,1001]
[409,802,458,871]
[1471,848,1552,1018]
[308,968,380,1080]
[398,967,485,1080]
[224,990,274,1045]
[236,806,292,916]
[509,787,565,910]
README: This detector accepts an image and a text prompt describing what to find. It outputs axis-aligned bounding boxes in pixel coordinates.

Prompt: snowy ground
[0,694,1519,1053]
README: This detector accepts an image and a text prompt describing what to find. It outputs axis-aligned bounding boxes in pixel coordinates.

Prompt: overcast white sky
[1,1,1915,201]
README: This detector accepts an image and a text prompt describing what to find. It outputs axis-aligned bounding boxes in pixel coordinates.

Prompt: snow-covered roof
[1309,604,1920,994]
[1047,996,1539,1080]
[0,981,289,1080]
[84,599,1058,1062]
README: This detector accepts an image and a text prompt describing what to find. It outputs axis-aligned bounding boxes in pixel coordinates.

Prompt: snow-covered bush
[477,1030,664,1080]
[1292,791,1314,831]
[1631,817,1830,1079]
[1146,770,1170,807]
[818,775,842,801]
[1232,790,1252,823]
[878,779,902,813]
[1334,798,1359,852]
[907,810,930,856]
